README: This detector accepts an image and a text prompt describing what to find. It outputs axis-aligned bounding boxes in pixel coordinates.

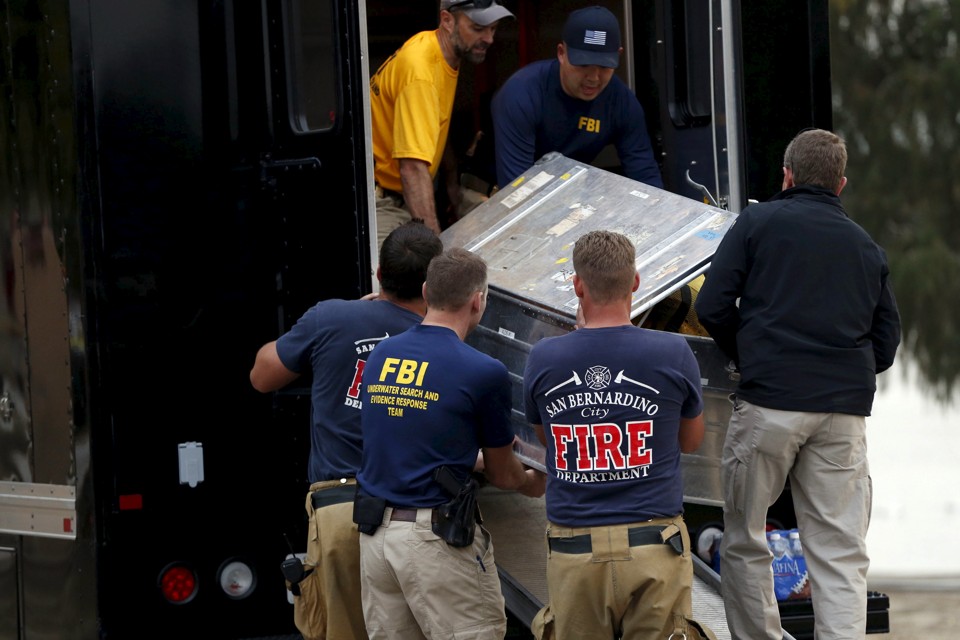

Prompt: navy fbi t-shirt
[523,325,703,527]
[492,59,663,189]
[358,324,515,507]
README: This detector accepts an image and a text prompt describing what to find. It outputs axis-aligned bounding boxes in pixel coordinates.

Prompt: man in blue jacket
[491,5,662,190]
[695,128,901,640]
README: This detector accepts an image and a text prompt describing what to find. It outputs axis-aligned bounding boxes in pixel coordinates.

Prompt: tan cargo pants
[719,397,871,640]
[359,506,507,639]
[533,515,694,640]
[293,478,366,640]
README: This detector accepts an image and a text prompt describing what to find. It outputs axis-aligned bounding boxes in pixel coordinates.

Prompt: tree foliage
[830,0,960,401]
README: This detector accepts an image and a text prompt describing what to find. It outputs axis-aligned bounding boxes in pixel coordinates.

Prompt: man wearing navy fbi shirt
[491,5,663,189]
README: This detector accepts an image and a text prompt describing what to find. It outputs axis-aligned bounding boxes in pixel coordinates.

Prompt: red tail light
[158,563,198,604]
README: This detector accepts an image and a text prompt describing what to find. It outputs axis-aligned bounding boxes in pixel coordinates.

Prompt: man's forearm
[517,468,546,498]
[399,159,441,234]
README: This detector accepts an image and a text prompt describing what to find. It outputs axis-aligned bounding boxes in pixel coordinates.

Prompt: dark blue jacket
[694,185,901,415]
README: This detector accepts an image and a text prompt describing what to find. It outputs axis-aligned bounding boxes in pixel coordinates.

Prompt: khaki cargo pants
[292,478,366,640]
[359,506,507,639]
[532,515,694,640]
[375,187,410,250]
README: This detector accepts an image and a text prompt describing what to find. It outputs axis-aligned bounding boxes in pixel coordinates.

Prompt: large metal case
[441,152,740,508]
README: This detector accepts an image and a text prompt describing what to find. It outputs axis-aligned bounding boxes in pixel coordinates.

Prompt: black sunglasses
[445,0,497,11]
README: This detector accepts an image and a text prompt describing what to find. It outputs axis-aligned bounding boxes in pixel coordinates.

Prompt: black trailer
[0,1,869,639]
[1,1,372,637]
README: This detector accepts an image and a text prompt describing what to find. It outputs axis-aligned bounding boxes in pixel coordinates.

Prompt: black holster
[432,466,480,548]
[352,487,386,535]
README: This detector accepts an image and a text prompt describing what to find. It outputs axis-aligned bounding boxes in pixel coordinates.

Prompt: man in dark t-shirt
[249,220,442,640]
[357,247,544,639]
[492,5,662,189]
[523,230,704,640]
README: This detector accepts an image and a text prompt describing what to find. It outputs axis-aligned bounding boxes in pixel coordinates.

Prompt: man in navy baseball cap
[562,5,622,69]
[491,5,663,190]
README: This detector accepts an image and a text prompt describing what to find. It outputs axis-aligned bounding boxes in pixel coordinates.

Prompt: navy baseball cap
[441,0,515,27]
[562,6,621,69]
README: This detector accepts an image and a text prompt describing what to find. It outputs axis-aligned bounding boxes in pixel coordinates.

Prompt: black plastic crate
[780,591,890,638]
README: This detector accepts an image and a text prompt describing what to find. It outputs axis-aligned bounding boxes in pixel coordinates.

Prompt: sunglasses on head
[446,0,497,11]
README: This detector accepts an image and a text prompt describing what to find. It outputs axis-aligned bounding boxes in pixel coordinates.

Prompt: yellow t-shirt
[369,30,459,193]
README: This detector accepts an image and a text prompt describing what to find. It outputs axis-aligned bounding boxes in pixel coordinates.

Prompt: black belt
[311,484,356,510]
[548,525,679,554]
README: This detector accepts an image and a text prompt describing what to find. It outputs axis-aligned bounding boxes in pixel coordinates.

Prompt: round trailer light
[218,559,256,600]
[159,563,198,604]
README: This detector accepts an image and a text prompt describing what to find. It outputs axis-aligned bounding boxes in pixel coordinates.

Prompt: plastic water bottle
[787,531,804,562]
[788,530,811,599]
[768,531,794,600]
[768,532,788,559]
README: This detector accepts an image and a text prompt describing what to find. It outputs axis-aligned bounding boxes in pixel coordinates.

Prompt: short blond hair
[573,230,636,304]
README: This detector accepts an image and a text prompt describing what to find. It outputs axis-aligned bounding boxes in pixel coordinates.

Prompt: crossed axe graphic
[546,370,582,396]
[545,369,660,396]
[614,369,660,394]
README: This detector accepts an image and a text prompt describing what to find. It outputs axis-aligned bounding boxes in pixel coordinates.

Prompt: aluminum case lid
[441,153,737,320]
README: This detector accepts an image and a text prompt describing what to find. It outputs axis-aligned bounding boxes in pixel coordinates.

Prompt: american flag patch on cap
[583,30,607,45]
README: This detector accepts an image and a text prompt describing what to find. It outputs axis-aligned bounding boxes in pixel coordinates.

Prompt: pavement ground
[869,580,960,639]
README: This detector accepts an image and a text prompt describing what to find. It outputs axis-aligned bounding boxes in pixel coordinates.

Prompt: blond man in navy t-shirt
[523,230,704,640]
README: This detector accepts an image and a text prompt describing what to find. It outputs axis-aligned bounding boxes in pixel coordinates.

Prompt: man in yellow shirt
[370,0,514,248]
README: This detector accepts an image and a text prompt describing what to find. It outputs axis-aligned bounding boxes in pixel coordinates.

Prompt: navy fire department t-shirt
[276,298,422,483]
[357,324,515,507]
[523,325,703,526]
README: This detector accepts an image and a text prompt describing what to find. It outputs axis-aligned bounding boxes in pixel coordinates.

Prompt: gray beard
[452,37,486,65]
